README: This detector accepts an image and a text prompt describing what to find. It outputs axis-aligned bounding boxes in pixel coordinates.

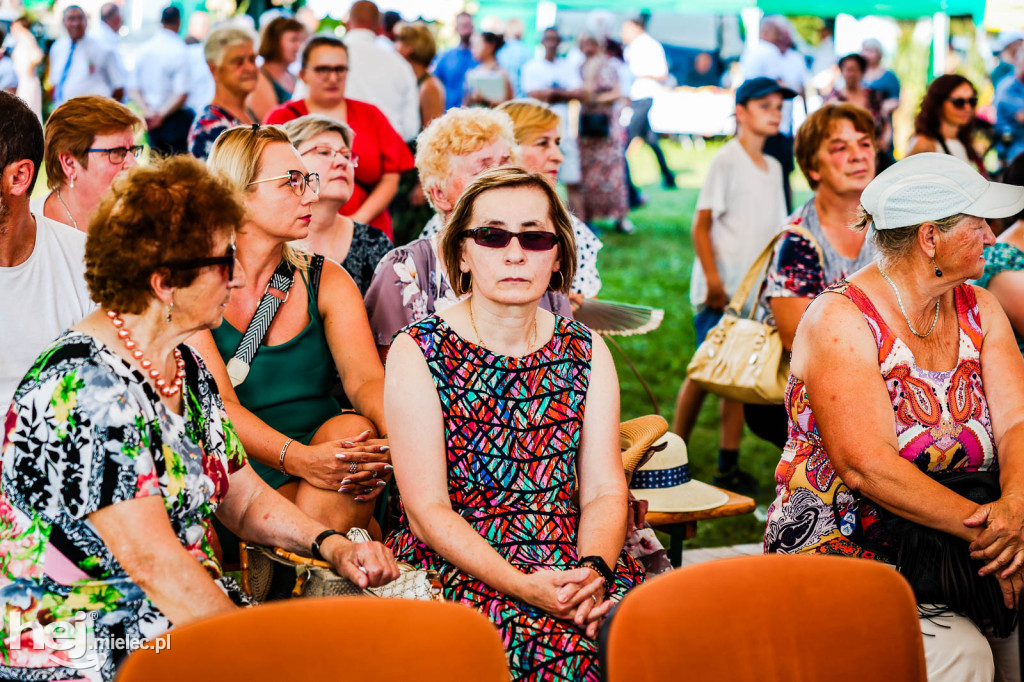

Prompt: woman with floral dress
[384,167,645,680]
[0,156,398,681]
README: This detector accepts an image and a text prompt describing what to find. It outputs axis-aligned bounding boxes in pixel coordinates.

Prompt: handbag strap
[726,223,825,319]
[225,258,296,386]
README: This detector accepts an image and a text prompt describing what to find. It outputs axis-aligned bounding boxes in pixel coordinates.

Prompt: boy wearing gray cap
[672,77,795,493]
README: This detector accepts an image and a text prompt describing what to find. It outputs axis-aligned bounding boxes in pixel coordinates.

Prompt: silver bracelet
[279,438,293,475]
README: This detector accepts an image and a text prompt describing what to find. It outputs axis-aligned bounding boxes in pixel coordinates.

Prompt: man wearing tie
[48,5,124,105]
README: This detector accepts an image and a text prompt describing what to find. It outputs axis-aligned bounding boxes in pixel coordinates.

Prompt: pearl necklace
[877,264,941,338]
[468,300,537,353]
[106,311,186,397]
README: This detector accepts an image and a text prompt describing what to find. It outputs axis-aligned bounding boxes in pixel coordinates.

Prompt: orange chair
[116,597,509,682]
[603,554,927,682]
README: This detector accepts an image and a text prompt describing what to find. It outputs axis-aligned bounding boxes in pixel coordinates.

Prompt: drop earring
[932,258,943,278]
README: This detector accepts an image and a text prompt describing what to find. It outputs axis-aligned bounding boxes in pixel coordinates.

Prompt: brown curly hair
[85,155,245,314]
[913,74,981,166]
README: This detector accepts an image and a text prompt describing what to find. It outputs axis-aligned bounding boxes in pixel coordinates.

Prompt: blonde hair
[395,22,437,67]
[440,166,576,297]
[497,99,561,145]
[282,114,354,150]
[44,96,144,190]
[415,107,518,212]
[206,125,307,269]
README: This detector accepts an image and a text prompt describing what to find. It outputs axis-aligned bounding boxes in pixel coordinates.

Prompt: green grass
[606,137,811,549]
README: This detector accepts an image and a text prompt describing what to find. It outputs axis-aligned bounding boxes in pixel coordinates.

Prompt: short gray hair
[281,114,355,150]
[854,208,966,267]
[204,25,256,67]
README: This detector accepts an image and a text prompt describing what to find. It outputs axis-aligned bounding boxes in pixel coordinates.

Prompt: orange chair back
[117,597,509,682]
[603,554,926,682]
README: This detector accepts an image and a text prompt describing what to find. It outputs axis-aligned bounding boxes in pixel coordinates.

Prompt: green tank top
[212,256,340,487]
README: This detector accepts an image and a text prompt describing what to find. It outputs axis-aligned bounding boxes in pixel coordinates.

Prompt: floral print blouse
[1,332,249,681]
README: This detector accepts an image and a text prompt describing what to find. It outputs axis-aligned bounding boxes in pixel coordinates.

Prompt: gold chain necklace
[468,299,537,353]
[877,263,941,338]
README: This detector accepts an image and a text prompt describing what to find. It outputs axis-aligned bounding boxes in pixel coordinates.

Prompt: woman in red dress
[265,36,414,240]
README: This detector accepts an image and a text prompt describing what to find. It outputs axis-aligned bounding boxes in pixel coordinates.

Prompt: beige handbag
[686,225,822,405]
[240,528,443,602]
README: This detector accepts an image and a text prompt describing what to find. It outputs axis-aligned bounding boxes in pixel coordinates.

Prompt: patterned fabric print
[579,58,629,222]
[385,315,645,681]
[187,104,242,161]
[975,241,1024,355]
[0,333,249,681]
[758,199,879,320]
[340,221,394,296]
[764,282,997,559]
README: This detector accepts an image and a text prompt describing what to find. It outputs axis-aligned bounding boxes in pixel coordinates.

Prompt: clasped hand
[295,430,393,501]
[324,536,401,589]
[964,494,1024,607]
[522,568,612,639]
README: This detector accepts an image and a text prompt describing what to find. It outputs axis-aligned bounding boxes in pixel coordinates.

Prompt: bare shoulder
[970,284,1011,334]
[906,135,938,156]
[792,290,878,371]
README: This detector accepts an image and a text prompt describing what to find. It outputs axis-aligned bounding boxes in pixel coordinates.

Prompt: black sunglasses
[463,227,560,251]
[948,96,978,109]
[163,244,236,281]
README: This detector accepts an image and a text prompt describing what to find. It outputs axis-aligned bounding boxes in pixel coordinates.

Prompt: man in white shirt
[130,6,193,156]
[621,18,675,189]
[740,15,809,211]
[521,27,584,209]
[0,92,93,409]
[342,0,420,142]
[92,3,128,98]
[48,5,124,104]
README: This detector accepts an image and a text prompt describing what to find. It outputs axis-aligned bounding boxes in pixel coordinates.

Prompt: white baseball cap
[860,153,1024,231]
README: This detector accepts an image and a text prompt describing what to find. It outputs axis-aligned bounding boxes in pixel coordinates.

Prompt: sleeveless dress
[211,256,340,489]
[385,315,645,681]
[764,281,997,557]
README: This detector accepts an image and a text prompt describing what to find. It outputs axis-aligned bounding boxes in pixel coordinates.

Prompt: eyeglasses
[248,170,320,196]
[301,146,359,168]
[163,243,236,281]
[948,96,978,109]
[463,227,560,251]
[311,65,349,78]
[87,145,145,164]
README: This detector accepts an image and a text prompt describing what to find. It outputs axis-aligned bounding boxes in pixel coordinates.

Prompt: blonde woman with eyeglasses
[190,125,391,547]
[264,36,414,240]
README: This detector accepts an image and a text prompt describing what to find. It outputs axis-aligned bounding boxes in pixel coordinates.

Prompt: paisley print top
[764,281,996,558]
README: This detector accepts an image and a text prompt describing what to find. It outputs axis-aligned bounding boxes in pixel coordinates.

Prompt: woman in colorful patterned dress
[763,153,1024,680]
[384,167,644,681]
[0,156,398,682]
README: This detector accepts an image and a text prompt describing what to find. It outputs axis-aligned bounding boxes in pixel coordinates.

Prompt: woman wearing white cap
[764,152,1024,680]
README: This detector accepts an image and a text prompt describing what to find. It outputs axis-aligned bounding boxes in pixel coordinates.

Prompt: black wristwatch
[578,555,615,593]
[311,529,343,561]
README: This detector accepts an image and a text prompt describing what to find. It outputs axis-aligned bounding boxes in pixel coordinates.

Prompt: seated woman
[34,95,144,232]
[190,125,390,535]
[420,99,603,302]
[264,36,414,239]
[283,115,393,295]
[764,153,1024,679]
[976,153,1024,355]
[246,16,306,121]
[364,106,571,360]
[385,167,645,680]
[0,156,398,681]
[744,103,880,452]
[906,74,986,176]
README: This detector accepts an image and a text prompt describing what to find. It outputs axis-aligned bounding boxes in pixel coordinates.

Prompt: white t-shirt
[1,214,94,408]
[342,28,420,141]
[689,139,787,308]
[623,32,668,100]
[131,28,191,111]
